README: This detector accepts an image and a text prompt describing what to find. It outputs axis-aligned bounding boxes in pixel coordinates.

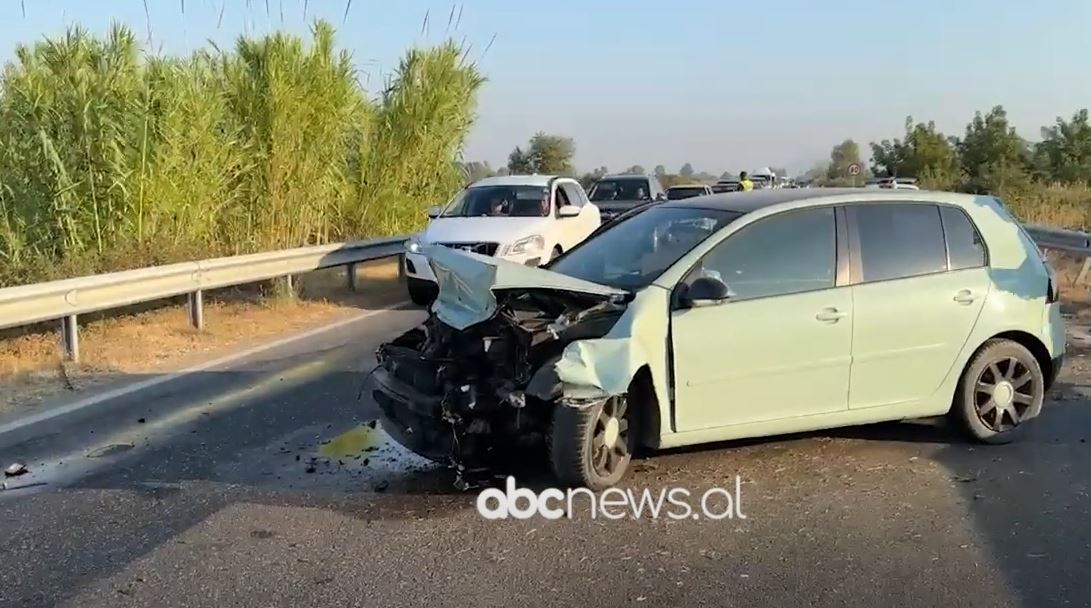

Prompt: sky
[2,0,1090,176]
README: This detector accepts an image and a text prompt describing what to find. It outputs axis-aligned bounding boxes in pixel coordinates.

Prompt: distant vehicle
[750,167,778,189]
[588,174,667,222]
[712,180,741,193]
[666,184,714,200]
[865,177,920,190]
[402,175,601,305]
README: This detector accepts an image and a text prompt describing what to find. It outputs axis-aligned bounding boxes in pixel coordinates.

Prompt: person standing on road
[738,171,754,191]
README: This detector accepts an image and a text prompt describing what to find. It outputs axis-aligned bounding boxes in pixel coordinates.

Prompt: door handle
[815,307,848,323]
[953,289,977,305]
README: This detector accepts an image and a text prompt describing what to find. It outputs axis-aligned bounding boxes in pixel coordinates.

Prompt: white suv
[402,175,602,304]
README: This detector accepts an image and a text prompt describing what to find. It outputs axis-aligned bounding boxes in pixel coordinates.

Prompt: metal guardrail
[1,220,1090,364]
[1023,224,1091,253]
[0,236,407,361]
[1024,224,1091,286]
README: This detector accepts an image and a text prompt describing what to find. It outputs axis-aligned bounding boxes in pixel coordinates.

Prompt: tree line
[812,106,1091,194]
[461,132,772,190]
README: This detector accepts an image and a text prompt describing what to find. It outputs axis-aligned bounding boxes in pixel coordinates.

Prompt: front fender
[544,337,651,402]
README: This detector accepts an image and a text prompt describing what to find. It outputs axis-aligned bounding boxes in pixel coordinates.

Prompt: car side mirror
[557,205,581,218]
[426,206,442,219]
[681,276,730,307]
[655,193,666,201]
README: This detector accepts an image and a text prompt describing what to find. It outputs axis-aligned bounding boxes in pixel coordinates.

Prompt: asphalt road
[2,303,1091,607]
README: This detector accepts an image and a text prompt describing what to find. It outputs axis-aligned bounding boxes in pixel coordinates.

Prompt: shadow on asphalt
[928,382,1091,607]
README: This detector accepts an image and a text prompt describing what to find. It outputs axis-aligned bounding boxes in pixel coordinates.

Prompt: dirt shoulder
[0,258,407,415]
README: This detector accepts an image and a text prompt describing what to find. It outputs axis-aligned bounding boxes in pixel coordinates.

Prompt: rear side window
[940,206,987,270]
[854,204,947,282]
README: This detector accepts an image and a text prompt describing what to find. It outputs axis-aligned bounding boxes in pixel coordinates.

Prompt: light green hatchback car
[374,189,1065,489]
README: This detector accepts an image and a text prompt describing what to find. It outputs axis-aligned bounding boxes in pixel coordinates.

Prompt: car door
[671,206,853,431]
[847,203,991,409]
[557,181,599,250]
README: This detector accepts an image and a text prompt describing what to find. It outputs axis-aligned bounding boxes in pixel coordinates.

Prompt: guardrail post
[61,314,79,362]
[1078,258,1091,286]
[188,290,204,331]
[346,263,359,292]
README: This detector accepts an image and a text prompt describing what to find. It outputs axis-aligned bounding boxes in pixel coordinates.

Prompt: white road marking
[0,305,412,438]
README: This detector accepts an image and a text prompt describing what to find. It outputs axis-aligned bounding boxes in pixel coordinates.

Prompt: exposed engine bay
[371,288,627,482]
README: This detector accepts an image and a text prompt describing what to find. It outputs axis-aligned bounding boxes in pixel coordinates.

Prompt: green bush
[0,21,483,287]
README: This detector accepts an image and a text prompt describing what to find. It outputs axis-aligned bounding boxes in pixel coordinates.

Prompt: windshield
[667,187,708,200]
[441,185,550,217]
[549,206,742,290]
[588,178,651,202]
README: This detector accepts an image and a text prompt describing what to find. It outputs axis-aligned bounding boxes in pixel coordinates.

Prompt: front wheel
[950,339,1044,444]
[550,395,636,490]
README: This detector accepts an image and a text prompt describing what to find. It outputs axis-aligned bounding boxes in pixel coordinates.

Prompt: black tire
[950,339,1044,444]
[550,395,636,490]
[406,278,436,307]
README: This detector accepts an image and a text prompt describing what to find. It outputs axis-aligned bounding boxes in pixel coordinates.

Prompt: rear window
[854,204,947,282]
[589,179,651,202]
[667,187,707,200]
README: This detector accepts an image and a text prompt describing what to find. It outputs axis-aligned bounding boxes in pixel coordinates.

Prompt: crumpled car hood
[423,244,628,330]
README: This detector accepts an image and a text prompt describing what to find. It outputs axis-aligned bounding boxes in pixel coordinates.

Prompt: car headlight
[505,235,544,256]
[405,236,423,254]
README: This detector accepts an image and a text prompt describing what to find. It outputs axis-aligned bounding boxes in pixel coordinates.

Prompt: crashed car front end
[372,245,631,473]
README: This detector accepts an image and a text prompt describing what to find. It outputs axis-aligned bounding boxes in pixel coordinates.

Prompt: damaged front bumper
[371,316,553,469]
[370,247,634,470]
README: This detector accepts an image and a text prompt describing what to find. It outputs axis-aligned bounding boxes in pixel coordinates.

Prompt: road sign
[848,163,861,176]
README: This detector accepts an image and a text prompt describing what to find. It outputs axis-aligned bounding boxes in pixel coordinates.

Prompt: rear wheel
[950,339,1044,444]
[550,395,635,490]
[406,278,436,307]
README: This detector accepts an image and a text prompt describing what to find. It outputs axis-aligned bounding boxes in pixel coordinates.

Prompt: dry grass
[0,258,403,413]
[998,183,1091,230]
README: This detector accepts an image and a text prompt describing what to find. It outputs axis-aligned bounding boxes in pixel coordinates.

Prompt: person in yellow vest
[738,171,754,191]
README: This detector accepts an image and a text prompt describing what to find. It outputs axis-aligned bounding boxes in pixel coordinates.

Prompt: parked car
[865,177,920,190]
[587,174,666,222]
[402,175,601,305]
[374,189,1064,489]
[666,184,714,200]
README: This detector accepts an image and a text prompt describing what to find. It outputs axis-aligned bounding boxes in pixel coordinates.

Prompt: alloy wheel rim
[974,356,1035,432]
[591,396,630,477]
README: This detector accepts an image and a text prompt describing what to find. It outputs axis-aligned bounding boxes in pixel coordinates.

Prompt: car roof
[666,184,708,189]
[662,187,978,214]
[469,174,560,188]
[598,174,651,180]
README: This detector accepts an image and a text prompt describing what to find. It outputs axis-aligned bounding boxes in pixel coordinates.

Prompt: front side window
[442,185,550,218]
[940,206,987,270]
[549,206,741,290]
[689,207,837,300]
[854,203,947,282]
[559,182,585,207]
